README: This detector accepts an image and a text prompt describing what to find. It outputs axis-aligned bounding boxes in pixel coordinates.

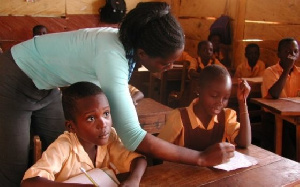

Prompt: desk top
[136,98,173,117]
[251,98,300,116]
[140,145,300,186]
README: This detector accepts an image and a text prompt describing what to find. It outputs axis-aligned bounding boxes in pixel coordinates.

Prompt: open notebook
[63,168,119,187]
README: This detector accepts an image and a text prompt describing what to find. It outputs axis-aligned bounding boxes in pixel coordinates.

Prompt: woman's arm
[137,134,235,167]
[120,157,147,187]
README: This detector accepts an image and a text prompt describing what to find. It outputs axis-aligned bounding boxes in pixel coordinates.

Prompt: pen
[80,167,99,187]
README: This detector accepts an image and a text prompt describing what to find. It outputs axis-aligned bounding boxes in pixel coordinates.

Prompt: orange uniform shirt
[261,63,300,98]
[234,60,265,78]
[158,98,240,146]
[23,128,142,182]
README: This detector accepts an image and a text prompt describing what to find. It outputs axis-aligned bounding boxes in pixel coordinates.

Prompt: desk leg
[296,125,300,162]
[275,115,283,156]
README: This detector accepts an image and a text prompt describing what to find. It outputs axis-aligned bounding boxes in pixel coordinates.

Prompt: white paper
[63,168,119,187]
[213,151,258,171]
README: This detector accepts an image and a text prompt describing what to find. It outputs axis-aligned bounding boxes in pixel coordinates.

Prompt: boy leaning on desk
[21,82,147,187]
[260,37,300,158]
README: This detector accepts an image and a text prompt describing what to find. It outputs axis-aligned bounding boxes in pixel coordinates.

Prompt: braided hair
[119,2,185,59]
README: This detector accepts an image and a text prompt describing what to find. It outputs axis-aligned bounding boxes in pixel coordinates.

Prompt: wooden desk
[148,62,188,105]
[251,98,300,161]
[140,145,300,186]
[136,98,173,135]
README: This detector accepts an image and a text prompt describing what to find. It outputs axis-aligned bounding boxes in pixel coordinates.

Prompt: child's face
[245,47,259,63]
[37,28,48,36]
[198,42,214,61]
[278,40,299,64]
[198,76,232,116]
[69,93,112,146]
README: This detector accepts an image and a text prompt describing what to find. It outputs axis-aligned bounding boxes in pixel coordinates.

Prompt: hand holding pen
[237,78,251,103]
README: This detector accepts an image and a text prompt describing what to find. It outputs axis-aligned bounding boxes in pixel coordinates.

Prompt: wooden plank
[0,0,65,17]
[244,23,300,41]
[66,0,105,15]
[179,0,237,19]
[245,0,300,24]
[179,18,214,41]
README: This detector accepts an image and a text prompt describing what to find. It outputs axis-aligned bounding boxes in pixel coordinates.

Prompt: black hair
[197,40,211,51]
[278,37,297,52]
[197,64,230,88]
[245,43,260,53]
[32,25,47,36]
[208,33,222,43]
[62,82,104,122]
[119,2,185,59]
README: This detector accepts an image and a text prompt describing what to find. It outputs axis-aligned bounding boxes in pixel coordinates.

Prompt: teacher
[0,2,234,186]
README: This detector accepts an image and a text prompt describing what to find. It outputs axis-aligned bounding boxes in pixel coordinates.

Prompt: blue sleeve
[94,51,147,151]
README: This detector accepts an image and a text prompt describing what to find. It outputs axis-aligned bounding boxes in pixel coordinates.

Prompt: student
[234,43,265,78]
[261,38,299,158]
[208,33,231,68]
[0,3,234,186]
[32,25,48,37]
[189,40,225,79]
[262,38,300,99]
[21,82,147,187]
[176,51,197,65]
[128,84,144,105]
[158,65,251,151]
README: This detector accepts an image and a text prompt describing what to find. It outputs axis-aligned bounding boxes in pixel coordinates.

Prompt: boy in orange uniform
[235,43,265,78]
[21,82,146,187]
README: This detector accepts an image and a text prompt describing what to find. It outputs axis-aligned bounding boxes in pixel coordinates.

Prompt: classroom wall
[175,0,300,67]
[0,0,300,66]
[0,0,170,51]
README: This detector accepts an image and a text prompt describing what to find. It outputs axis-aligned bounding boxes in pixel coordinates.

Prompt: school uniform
[189,57,224,73]
[176,51,197,65]
[23,128,142,182]
[158,98,240,151]
[261,63,300,98]
[234,60,265,78]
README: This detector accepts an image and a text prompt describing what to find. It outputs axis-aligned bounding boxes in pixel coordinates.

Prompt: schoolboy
[189,41,225,79]
[208,33,231,68]
[262,38,300,99]
[235,43,265,78]
[32,25,48,37]
[261,38,299,159]
[21,82,147,186]
[159,65,251,150]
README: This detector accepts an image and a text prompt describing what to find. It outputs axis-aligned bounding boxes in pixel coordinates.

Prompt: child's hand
[237,79,251,102]
[199,142,235,167]
[119,178,139,187]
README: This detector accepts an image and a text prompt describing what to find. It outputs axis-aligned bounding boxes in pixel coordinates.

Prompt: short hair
[62,82,104,122]
[208,33,222,42]
[197,64,230,88]
[197,40,211,50]
[119,2,184,59]
[32,25,47,36]
[278,37,297,52]
[245,43,260,53]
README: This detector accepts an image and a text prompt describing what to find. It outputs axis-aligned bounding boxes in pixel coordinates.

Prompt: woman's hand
[119,178,140,187]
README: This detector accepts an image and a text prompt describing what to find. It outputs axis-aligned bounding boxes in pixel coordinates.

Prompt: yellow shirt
[261,63,300,98]
[234,60,265,78]
[176,51,197,65]
[158,98,240,146]
[23,128,142,182]
[128,84,140,96]
[189,57,224,71]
